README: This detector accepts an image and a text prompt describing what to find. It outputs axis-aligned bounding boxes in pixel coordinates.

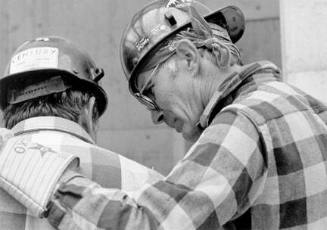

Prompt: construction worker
[0,36,162,230]
[1,0,327,229]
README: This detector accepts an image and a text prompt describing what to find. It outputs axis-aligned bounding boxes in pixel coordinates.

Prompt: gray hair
[142,6,242,72]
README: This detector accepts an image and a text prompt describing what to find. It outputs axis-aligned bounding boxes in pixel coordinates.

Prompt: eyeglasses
[135,64,161,111]
[134,92,161,111]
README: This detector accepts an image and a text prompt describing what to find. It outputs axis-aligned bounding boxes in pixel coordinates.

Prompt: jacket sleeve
[47,110,267,230]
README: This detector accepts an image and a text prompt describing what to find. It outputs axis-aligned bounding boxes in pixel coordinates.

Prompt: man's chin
[182,129,201,143]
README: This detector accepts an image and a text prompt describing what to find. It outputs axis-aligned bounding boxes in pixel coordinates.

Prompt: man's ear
[175,39,200,76]
[86,97,96,117]
[79,96,97,140]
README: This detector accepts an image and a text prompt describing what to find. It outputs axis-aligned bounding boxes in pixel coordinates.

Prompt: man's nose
[151,110,164,124]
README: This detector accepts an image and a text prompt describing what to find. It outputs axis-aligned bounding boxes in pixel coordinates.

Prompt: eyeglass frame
[134,64,162,111]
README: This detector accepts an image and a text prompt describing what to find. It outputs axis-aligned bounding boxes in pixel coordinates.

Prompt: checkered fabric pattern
[0,116,163,230]
[46,61,327,230]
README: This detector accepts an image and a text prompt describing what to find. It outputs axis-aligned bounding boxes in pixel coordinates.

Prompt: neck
[200,63,244,107]
[78,113,97,142]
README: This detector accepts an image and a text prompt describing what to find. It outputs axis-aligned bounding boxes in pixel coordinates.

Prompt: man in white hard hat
[1,0,327,229]
[0,36,162,230]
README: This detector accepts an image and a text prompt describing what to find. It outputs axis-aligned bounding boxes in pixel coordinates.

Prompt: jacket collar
[11,116,95,144]
[197,61,281,130]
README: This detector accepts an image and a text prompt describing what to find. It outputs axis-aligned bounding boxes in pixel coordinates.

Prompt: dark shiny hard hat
[1,36,108,116]
[120,0,245,94]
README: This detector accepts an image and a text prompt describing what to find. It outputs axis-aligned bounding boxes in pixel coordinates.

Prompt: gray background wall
[0,0,281,175]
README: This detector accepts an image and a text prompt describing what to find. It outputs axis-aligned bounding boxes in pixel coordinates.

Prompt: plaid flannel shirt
[46,61,327,230]
[0,116,163,230]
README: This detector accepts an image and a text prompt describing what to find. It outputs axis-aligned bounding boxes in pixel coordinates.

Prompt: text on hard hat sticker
[9,47,59,74]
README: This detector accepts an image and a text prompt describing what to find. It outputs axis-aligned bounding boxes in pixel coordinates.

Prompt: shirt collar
[198,61,281,130]
[11,116,95,144]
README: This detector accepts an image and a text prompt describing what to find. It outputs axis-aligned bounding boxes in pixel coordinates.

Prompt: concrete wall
[0,0,281,175]
[280,0,327,103]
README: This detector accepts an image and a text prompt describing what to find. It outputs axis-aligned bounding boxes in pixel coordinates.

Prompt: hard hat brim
[0,69,108,116]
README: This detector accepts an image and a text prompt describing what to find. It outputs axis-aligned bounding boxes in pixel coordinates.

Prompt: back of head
[0,36,108,128]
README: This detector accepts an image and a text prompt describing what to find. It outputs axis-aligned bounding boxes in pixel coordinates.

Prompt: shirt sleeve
[47,109,267,230]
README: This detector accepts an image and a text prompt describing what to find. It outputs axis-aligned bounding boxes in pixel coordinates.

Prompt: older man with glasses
[1,0,327,229]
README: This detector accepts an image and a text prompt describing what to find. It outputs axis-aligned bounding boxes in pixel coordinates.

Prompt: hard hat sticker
[166,0,191,8]
[9,47,59,74]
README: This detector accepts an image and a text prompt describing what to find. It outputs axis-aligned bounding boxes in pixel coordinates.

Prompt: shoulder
[222,81,315,125]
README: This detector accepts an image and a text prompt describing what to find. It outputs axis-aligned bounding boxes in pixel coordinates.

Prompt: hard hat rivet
[132,57,138,66]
